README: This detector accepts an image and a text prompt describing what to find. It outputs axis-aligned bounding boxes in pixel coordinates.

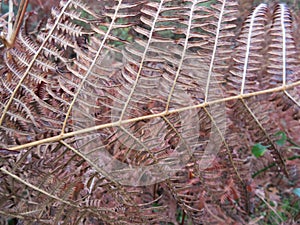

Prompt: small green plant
[252,131,300,178]
[251,132,300,224]
[252,143,269,158]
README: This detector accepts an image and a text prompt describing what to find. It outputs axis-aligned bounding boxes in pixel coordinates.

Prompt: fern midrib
[6,80,300,151]
[61,0,123,133]
[241,98,288,175]
[241,3,267,95]
[204,0,226,103]
[165,0,196,110]
[119,0,164,121]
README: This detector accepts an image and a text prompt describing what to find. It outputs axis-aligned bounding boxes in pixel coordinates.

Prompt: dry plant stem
[241,98,288,175]
[255,191,284,222]
[119,0,164,121]
[60,0,123,133]
[204,204,226,223]
[59,139,145,213]
[0,167,78,207]
[203,106,244,184]
[6,81,300,152]
[4,0,29,47]
[0,210,25,220]
[0,2,299,224]
[0,0,72,126]
[165,0,195,110]
[204,0,225,103]
[0,166,118,221]
[7,0,13,38]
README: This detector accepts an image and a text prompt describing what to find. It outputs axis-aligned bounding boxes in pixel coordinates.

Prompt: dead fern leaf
[0,0,299,224]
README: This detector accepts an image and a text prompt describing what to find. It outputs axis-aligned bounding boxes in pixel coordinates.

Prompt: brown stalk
[2,0,29,47]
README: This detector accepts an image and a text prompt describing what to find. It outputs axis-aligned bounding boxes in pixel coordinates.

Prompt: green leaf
[251,143,269,158]
[275,131,287,146]
[293,188,300,197]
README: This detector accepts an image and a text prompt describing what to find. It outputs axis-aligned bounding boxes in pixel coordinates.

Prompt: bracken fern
[0,0,299,224]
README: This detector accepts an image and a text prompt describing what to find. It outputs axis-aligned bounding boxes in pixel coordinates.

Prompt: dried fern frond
[0,0,299,224]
